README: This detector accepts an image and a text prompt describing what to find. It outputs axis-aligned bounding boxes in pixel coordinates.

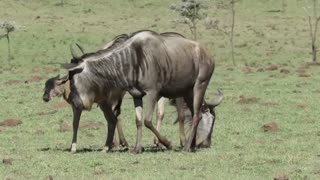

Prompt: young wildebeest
[43,34,131,153]
[62,30,215,153]
[155,90,223,148]
[43,75,129,151]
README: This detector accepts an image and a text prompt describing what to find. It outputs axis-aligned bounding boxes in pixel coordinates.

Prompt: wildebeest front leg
[99,102,117,152]
[144,92,172,150]
[71,106,82,153]
[184,80,209,152]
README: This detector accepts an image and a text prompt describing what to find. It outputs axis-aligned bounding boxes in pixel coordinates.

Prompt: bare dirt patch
[3,158,13,165]
[256,68,264,72]
[269,74,286,78]
[273,174,289,180]
[94,168,105,176]
[0,119,22,127]
[32,67,58,73]
[226,67,234,71]
[37,110,58,116]
[295,66,311,78]
[280,69,290,74]
[296,68,306,74]
[242,67,253,74]
[241,107,251,112]
[59,122,103,132]
[237,96,260,104]
[46,175,54,180]
[4,80,21,85]
[262,122,279,132]
[296,82,309,87]
[260,101,279,106]
[312,168,320,175]
[292,90,301,93]
[298,73,311,78]
[274,174,289,180]
[255,138,265,144]
[313,90,320,93]
[297,104,308,110]
[34,130,45,136]
[265,65,279,71]
[53,101,70,108]
[25,75,46,83]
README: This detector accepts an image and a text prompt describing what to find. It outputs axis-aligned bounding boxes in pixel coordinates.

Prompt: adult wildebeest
[62,30,214,153]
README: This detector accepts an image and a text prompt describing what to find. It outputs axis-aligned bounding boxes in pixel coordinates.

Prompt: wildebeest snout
[43,93,50,102]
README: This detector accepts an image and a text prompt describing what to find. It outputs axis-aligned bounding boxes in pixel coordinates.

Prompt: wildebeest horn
[70,43,85,59]
[207,89,224,108]
[75,43,85,54]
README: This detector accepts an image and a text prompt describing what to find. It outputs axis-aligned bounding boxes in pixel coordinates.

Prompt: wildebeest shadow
[38,147,129,153]
[38,145,187,154]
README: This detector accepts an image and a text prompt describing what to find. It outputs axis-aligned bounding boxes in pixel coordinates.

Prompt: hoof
[161,138,172,150]
[70,143,77,153]
[120,141,129,148]
[130,146,144,154]
[183,146,196,152]
[154,137,160,146]
[101,146,109,153]
[102,145,113,153]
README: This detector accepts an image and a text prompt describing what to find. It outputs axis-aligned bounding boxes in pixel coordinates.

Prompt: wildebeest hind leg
[184,80,209,152]
[144,92,172,150]
[116,117,128,148]
[71,105,82,153]
[154,98,165,147]
[132,98,144,154]
[176,98,187,147]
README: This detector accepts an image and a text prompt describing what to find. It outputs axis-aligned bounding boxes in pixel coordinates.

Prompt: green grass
[1,0,320,179]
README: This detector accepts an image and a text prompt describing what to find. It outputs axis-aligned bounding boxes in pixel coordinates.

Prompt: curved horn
[207,89,224,108]
[70,44,81,59]
[75,43,85,54]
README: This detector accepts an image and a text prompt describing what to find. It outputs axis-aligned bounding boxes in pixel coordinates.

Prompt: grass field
[0,0,320,179]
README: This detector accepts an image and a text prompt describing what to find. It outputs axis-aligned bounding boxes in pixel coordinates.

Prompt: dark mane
[129,29,158,37]
[72,34,130,62]
[104,34,130,51]
[160,32,185,38]
[71,30,166,63]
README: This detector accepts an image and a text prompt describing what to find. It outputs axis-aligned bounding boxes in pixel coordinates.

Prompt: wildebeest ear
[61,63,83,71]
[56,75,69,85]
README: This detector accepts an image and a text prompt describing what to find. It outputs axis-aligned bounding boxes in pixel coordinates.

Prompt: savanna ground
[0,0,320,179]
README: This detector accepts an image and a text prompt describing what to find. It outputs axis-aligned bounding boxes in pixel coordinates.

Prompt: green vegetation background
[0,0,319,179]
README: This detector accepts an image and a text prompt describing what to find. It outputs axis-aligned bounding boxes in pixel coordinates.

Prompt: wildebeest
[155,90,223,148]
[43,73,223,151]
[62,30,215,153]
[43,34,130,153]
[43,74,128,152]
